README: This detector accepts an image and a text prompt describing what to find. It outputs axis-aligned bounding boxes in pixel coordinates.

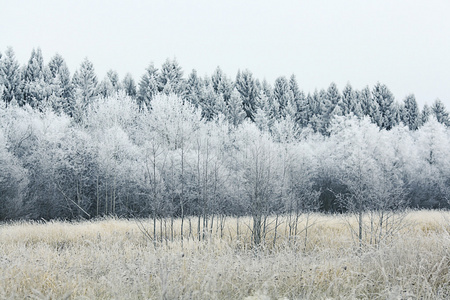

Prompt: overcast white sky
[1,0,450,107]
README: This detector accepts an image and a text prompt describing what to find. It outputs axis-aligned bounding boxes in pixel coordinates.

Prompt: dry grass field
[0,210,449,299]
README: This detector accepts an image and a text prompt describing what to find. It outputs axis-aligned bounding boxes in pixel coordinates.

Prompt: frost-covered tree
[138,63,158,108]
[253,88,275,133]
[431,99,449,126]
[306,90,325,133]
[289,75,307,126]
[420,104,431,126]
[21,48,50,108]
[235,69,259,121]
[372,82,396,130]
[106,70,121,92]
[413,117,450,207]
[236,123,281,246]
[199,83,221,121]
[97,76,114,98]
[341,83,358,115]
[122,73,137,98]
[211,66,233,103]
[329,115,406,246]
[72,58,98,108]
[272,76,292,117]
[158,58,185,96]
[0,127,28,220]
[326,82,341,109]
[185,69,203,107]
[97,70,121,99]
[401,94,420,130]
[149,94,202,150]
[358,86,371,116]
[0,47,22,105]
[47,53,74,115]
[226,88,246,127]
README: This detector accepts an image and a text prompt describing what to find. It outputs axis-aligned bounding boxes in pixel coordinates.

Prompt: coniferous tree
[211,66,233,103]
[158,58,185,96]
[185,69,203,108]
[272,76,291,118]
[21,48,49,108]
[420,104,431,126]
[284,94,298,121]
[261,78,272,99]
[0,47,21,105]
[401,94,420,130]
[138,63,158,108]
[47,54,74,114]
[307,90,325,132]
[289,75,301,104]
[332,100,344,116]
[122,73,137,98]
[318,87,333,134]
[372,82,396,130]
[341,83,357,115]
[106,70,121,92]
[97,76,114,98]
[72,58,98,120]
[431,99,449,126]
[359,86,373,117]
[326,82,341,109]
[235,69,258,121]
[226,88,246,127]
[289,74,307,125]
[353,101,364,118]
[323,83,341,131]
[199,82,220,121]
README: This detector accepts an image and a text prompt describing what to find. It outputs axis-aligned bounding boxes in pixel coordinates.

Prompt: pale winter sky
[1,0,450,107]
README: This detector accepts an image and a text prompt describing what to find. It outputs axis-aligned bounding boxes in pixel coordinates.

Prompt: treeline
[1,47,449,133]
[0,48,450,222]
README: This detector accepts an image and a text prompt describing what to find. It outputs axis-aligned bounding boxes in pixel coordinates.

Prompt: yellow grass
[0,210,449,299]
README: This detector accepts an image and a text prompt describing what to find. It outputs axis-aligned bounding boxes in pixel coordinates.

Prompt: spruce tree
[319,87,333,134]
[22,48,48,108]
[122,73,137,98]
[106,70,121,92]
[307,90,325,133]
[138,63,158,108]
[288,75,308,127]
[326,82,341,108]
[342,83,357,115]
[272,76,291,118]
[289,74,307,124]
[211,66,233,103]
[431,99,449,126]
[420,104,431,126]
[0,47,21,105]
[72,57,98,109]
[401,94,420,130]
[289,75,301,103]
[97,76,114,98]
[185,69,203,107]
[47,54,74,115]
[199,83,219,121]
[323,83,341,131]
[158,58,185,96]
[372,82,395,130]
[359,86,373,116]
[235,69,258,121]
[227,88,246,127]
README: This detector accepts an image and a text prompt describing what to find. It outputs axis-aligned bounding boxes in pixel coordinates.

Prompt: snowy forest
[1,47,450,221]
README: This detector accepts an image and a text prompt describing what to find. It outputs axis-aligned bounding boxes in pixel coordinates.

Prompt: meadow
[0,210,449,299]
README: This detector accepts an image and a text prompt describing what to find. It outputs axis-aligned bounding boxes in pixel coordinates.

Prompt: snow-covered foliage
[1,47,450,220]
